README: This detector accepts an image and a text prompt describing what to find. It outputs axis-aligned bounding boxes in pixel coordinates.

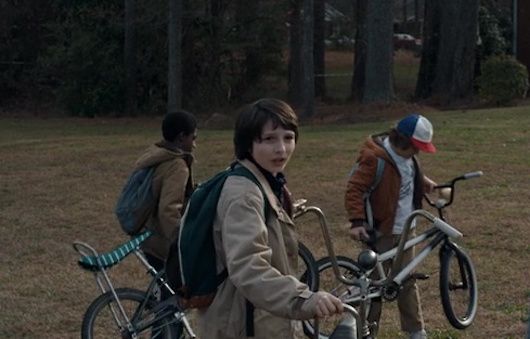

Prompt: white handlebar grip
[433,218,463,238]
[464,171,483,179]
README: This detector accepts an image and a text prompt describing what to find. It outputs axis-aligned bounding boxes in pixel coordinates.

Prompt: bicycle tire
[81,287,173,339]
[303,256,363,339]
[298,241,319,291]
[439,246,478,329]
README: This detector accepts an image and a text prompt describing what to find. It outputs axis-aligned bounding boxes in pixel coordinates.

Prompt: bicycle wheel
[439,246,478,329]
[298,241,319,291]
[303,256,362,339]
[81,287,173,339]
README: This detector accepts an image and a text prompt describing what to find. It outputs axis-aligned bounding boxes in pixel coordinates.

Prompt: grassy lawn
[0,106,529,338]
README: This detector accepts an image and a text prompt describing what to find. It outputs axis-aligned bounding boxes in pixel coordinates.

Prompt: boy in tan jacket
[196,99,343,339]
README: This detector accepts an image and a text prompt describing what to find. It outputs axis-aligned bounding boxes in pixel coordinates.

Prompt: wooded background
[0,0,517,117]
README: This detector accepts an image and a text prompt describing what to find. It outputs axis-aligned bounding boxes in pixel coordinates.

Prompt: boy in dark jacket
[345,114,437,339]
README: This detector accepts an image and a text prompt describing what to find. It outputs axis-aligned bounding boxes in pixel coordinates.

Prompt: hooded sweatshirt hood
[135,140,193,170]
[360,133,394,165]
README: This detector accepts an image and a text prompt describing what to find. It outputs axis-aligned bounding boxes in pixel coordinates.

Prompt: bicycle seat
[76,230,153,271]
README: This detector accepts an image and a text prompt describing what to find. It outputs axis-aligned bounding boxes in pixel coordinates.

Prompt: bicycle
[74,211,319,338]
[295,171,482,339]
[73,230,195,338]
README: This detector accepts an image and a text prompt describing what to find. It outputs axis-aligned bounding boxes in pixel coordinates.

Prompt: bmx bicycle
[297,171,482,338]
[73,209,320,338]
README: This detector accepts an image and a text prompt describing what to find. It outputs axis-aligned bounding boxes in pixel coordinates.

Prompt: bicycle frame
[73,238,196,338]
[74,201,321,339]
[295,203,465,338]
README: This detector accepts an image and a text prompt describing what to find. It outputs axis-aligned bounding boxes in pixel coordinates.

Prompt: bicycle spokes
[448,263,470,309]
[440,248,478,329]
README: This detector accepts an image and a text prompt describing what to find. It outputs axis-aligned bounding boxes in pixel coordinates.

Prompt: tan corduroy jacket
[196,159,314,339]
[134,141,193,260]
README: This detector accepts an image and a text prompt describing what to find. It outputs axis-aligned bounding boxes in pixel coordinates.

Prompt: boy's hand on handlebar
[423,175,437,194]
[349,226,369,241]
[303,291,343,318]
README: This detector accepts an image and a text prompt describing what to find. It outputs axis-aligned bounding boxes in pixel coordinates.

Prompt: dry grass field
[0,106,529,338]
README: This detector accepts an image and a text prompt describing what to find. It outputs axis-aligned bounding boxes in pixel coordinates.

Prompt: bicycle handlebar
[426,170,483,209]
[312,304,362,339]
[463,171,483,180]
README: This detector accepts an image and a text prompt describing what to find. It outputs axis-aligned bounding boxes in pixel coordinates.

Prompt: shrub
[478,5,507,59]
[477,55,529,105]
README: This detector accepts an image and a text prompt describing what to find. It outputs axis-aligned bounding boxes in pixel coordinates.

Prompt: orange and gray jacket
[345,134,425,235]
[134,141,194,260]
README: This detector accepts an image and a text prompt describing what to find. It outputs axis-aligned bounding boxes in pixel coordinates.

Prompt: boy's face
[251,120,296,176]
[405,144,420,158]
[178,129,197,152]
[395,142,419,159]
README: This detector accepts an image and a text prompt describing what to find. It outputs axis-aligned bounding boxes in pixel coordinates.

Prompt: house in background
[324,3,354,49]
[325,3,349,37]
[393,0,424,38]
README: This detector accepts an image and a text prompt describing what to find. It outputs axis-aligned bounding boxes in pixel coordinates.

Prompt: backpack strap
[246,299,255,337]
[228,165,270,337]
[213,166,270,294]
[228,165,271,221]
[363,157,385,229]
[372,157,385,191]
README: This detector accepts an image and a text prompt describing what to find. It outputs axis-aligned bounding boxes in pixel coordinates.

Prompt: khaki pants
[367,233,425,333]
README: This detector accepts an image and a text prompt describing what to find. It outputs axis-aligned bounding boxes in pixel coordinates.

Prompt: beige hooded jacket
[195,159,314,339]
[134,141,193,260]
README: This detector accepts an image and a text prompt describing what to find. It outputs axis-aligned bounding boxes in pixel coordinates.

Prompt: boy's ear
[176,131,185,142]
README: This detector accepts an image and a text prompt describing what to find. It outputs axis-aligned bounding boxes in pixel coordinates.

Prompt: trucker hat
[397,114,436,153]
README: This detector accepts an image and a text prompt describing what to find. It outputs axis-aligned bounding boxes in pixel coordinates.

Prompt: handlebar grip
[328,304,361,339]
[463,171,483,179]
[433,218,463,238]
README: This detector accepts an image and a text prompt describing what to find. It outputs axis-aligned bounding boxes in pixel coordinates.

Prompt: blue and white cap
[397,114,436,153]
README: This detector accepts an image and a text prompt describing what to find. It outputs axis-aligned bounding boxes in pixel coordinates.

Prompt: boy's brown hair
[233,98,298,160]
[388,128,414,150]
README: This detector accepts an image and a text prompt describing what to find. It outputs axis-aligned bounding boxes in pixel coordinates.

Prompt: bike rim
[446,252,475,322]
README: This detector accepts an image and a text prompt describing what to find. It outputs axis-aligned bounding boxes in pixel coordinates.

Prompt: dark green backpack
[165,164,268,308]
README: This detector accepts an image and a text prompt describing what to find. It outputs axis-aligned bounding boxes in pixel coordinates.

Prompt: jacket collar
[156,140,194,163]
[367,134,420,168]
[366,134,421,177]
[247,156,286,201]
[237,159,294,225]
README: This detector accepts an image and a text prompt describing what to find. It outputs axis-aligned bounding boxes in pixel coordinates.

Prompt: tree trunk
[414,0,420,24]
[403,0,407,24]
[235,0,259,98]
[197,0,224,105]
[288,0,303,106]
[168,0,183,112]
[124,0,137,115]
[351,0,394,103]
[314,0,326,98]
[415,0,479,103]
[301,0,314,117]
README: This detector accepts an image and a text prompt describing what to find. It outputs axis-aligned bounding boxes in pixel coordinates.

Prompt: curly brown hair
[388,127,413,150]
